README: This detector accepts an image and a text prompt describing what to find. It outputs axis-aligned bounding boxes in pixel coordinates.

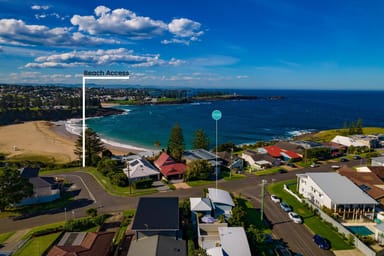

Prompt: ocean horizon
[76,89,384,151]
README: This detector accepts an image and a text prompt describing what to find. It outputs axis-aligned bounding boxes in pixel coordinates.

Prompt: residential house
[350,135,380,149]
[127,235,186,256]
[217,151,244,172]
[154,152,186,179]
[190,197,213,225]
[374,223,384,245]
[297,172,378,220]
[275,141,304,155]
[47,232,115,256]
[183,149,224,167]
[241,149,276,170]
[18,167,61,206]
[290,140,324,150]
[123,157,160,182]
[264,145,302,162]
[338,166,384,204]
[371,157,384,167]
[331,135,366,148]
[206,227,252,256]
[131,197,181,240]
[207,188,234,219]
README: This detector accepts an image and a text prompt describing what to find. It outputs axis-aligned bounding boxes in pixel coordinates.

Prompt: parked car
[288,212,302,224]
[287,163,297,168]
[310,163,320,168]
[331,165,341,169]
[313,234,330,250]
[271,194,281,203]
[279,202,292,212]
[340,157,349,162]
[353,155,362,160]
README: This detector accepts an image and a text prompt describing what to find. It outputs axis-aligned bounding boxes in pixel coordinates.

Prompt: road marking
[57,174,97,203]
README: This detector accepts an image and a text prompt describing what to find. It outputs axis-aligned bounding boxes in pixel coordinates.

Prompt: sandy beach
[0,121,144,164]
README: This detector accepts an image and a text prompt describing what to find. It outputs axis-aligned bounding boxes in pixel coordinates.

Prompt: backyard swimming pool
[347,226,374,236]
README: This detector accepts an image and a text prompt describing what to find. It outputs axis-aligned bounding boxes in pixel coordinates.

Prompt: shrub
[132,178,153,189]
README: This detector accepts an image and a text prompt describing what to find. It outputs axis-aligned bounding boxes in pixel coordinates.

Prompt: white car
[270,194,281,203]
[288,212,302,224]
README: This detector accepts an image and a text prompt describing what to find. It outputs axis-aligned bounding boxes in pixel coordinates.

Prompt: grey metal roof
[190,197,212,212]
[208,188,234,207]
[302,172,378,205]
[218,227,252,256]
[128,235,186,256]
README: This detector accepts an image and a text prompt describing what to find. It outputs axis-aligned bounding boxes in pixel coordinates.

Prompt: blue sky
[0,0,383,89]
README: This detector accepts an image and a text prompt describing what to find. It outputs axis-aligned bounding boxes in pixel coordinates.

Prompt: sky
[0,0,383,90]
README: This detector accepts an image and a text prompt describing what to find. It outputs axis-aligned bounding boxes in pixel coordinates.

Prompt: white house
[297,172,378,219]
[123,157,160,182]
[206,227,252,256]
[331,135,367,148]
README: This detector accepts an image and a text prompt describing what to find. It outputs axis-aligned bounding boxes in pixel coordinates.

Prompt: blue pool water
[347,226,374,236]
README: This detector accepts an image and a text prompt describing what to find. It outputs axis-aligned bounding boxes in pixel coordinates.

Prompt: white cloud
[0,18,118,47]
[31,5,50,10]
[71,5,167,39]
[8,71,73,83]
[70,5,204,44]
[25,48,185,68]
[168,18,203,38]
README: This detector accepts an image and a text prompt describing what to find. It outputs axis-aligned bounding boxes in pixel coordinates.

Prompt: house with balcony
[297,172,378,220]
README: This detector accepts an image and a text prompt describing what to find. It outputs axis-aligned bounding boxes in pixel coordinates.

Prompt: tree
[356,118,363,134]
[167,123,185,162]
[246,224,266,255]
[97,158,119,176]
[192,129,210,150]
[74,128,105,166]
[0,168,34,210]
[86,207,98,217]
[184,160,212,181]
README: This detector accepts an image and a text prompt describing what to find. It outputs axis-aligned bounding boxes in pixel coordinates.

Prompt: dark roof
[128,235,186,256]
[19,167,39,178]
[132,197,179,231]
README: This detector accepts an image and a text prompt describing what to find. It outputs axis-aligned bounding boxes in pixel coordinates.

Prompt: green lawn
[268,180,353,250]
[13,232,61,256]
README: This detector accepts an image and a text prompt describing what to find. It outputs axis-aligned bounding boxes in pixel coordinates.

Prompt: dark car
[353,155,362,160]
[313,234,330,250]
[340,157,349,162]
[287,163,297,168]
[279,202,292,212]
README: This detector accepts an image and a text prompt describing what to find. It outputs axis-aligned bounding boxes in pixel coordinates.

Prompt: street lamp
[212,110,222,191]
[260,179,268,222]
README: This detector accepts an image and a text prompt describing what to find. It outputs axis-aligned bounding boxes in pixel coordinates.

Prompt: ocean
[83,90,384,151]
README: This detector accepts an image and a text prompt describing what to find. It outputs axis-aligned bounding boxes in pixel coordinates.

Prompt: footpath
[0,229,30,255]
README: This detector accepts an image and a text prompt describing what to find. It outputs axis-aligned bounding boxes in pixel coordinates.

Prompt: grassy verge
[268,180,353,250]
[13,232,61,256]
[0,231,15,244]
[186,180,214,187]
[253,167,286,176]
[22,222,65,240]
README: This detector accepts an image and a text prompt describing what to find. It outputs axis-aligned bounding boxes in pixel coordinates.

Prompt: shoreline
[55,119,148,156]
[0,120,148,164]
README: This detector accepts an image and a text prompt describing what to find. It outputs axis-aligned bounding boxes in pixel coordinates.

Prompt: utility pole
[261,179,267,222]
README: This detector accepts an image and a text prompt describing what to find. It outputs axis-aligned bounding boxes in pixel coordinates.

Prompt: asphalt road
[0,160,363,254]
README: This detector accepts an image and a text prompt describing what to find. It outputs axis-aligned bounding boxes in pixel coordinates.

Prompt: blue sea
[85,90,384,150]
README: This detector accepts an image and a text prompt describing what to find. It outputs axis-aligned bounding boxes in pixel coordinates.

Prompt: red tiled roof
[263,145,282,158]
[281,149,302,159]
[154,152,186,177]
